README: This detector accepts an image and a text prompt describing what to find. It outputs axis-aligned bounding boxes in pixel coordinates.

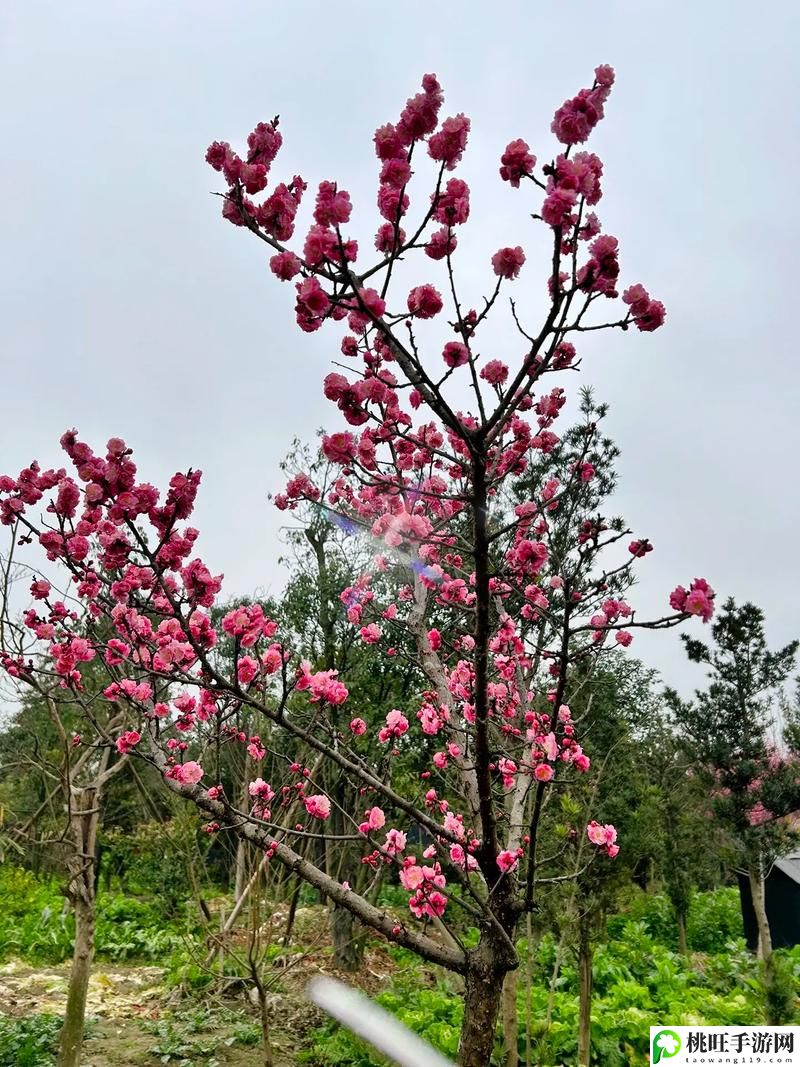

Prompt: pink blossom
[296,662,349,705]
[363,806,385,832]
[385,828,407,854]
[261,644,282,674]
[377,184,409,222]
[400,864,424,891]
[480,360,509,386]
[432,178,470,225]
[499,139,536,187]
[313,180,352,227]
[615,630,633,647]
[586,821,618,855]
[378,709,409,743]
[375,221,406,253]
[116,730,141,755]
[380,157,412,188]
[747,802,773,826]
[397,74,443,143]
[374,123,406,161]
[534,763,554,782]
[542,732,559,760]
[623,285,666,332]
[595,64,615,88]
[350,717,367,735]
[407,284,443,319]
[541,186,577,228]
[409,888,447,919]
[428,114,470,169]
[442,341,469,368]
[632,300,666,332]
[671,578,715,622]
[249,778,275,801]
[237,656,259,685]
[359,622,382,645]
[170,761,204,786]
[491,246,526,280]
[685,587,714,622]
[497,849,519,873]
[305,794,332,820]
[295,277,330,331]
[269,251,302,281]
[322,432,357,465]
[670,585,688,612]
[551,86,606,146]
[425,227,457,260]
[247,736,266,760]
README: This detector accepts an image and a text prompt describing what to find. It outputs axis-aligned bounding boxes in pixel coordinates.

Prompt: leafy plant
[0,866,202,966]
[302,893,775,1067]
[0,1015,61,1067]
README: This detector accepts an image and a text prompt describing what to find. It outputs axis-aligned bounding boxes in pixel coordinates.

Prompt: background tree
[668,598,799,1020]
[0,652,127,1067]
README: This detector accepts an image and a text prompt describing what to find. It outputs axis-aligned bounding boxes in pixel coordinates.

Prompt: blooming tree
[1,67,715,1065]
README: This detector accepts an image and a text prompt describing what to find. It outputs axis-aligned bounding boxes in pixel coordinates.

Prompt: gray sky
[1,1,798,696]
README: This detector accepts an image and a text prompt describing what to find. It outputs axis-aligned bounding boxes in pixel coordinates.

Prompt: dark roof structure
[739,852,800,952]
[773,851,800,886]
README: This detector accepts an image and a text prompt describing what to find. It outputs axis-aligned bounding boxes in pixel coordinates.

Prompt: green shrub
[0,865,202,965]
[686,887,744,953]
[0,1015,61,1067]
[303,896,766,1067]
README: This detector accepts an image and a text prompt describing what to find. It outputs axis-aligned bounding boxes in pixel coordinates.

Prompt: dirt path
[0,959,294,1065]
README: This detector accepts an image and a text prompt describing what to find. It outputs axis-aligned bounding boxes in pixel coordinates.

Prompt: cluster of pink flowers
[166,761,204,786]
[623,284,667,332]
[115,729,141,755]
[295,661,349,704]
[222,603,277,646]
[669,578,715,622]
[497,848,524,873]
[305,794,332,820]
[586,820,619,857]
[551,65,615,145]
[359,806,386,833]
[378,709,409,743]
[400,856,448,918]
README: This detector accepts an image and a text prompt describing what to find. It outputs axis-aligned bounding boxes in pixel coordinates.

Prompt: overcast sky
[1,2,798,697]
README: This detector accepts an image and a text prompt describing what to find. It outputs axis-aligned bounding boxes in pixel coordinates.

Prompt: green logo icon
[652,1030,682,1063]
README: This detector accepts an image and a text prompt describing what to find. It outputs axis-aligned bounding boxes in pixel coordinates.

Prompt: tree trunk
[749,862,772,960]
[283,878,302,946]
[58,893,95,1067]
[459,963,505,1067]
[458,926,517,1067]
[326,769,363,971]
[330,903,361,971]
[501,969,519,1067]
[235,752,253,900]
[676,907,689,957]
[748,859,782,1022]
[58,787,101,1067]
[234,838,249,901]
[577,931,593,1067]
[258,984,274,1067]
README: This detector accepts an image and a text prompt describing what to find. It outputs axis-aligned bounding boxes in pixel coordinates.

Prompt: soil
[0,906,408,1065]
